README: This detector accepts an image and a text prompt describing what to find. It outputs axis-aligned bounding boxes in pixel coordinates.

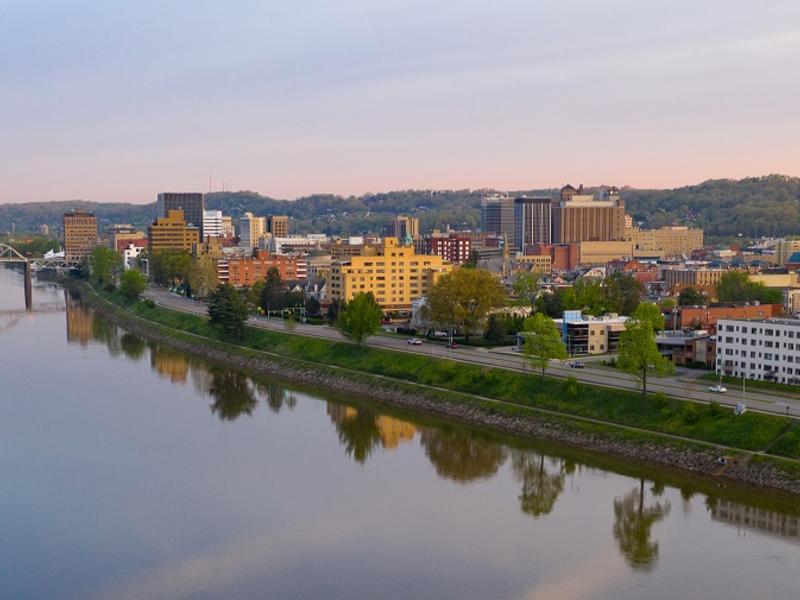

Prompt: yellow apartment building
[327,237,452,311]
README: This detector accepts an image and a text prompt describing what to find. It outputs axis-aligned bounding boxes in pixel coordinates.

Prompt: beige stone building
[327,237,452,311]
[148,210,200,253]
[551,188,626,244]
[663,268,726,293]
[267,215,289,238]
[577,241,633,265]
[626,226,704,257]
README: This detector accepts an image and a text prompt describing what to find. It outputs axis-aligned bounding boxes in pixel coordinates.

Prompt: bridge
[0,243,76,310]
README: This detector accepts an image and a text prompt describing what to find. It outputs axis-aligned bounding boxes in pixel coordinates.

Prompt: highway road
[144,288,800,419]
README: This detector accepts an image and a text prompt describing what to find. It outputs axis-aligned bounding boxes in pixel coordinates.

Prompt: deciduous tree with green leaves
[337,292,383,345]
[617,302,675,395]
[422,268,506,339]
[90,246,123,289]
[522,313,567,377]
[119,269,147,300]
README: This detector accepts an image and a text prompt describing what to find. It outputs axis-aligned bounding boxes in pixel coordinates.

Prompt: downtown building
[481,194,516,245]
[202,210,224,239]
[156,193,205,238]
[514,196,551,250]
[63,211,98,262]
[148,209,200,253]
[715,318,800,384]
[551,185,626,244]
[327,237,452,312]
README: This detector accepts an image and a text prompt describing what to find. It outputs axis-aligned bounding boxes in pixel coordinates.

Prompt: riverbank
[67,279,800,495]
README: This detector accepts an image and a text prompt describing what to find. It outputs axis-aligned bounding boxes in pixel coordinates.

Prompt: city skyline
[2,1,799,204]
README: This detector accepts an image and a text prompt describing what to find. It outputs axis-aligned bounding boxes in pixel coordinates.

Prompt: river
[0,266,798,600]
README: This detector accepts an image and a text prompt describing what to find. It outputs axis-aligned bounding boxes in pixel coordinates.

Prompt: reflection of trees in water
[119,333,146,360]
[328,404,383,464]
[511,450,566,518]
[613,479,671,571]
[327,403,417,464]
[149,343,190,383]
[254,380,298,413]
[208,369,258,421]
[419,427,506,483]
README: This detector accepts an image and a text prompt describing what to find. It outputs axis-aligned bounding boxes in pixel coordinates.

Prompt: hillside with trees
[2,175,799,239]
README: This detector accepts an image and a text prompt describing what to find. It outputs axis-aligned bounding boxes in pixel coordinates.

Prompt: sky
[1,0,799,204]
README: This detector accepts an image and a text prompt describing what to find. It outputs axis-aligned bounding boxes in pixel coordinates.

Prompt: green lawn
[91,284,798,459]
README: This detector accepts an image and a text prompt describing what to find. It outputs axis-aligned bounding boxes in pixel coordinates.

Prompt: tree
[119,269,147,300]
[513,272,542,305]
[305,296,321,317]
[188,256,218,299]
[562,278,609,316]
[534,290,564,318]
[247,280,265,310]
[716,270,782,304]
[617,302,675,395]
[90,246,122,289]
[604,272,644,315]
[259,267,285,313]
[149,250,191,287]
[207,283,250,340]
[422,268,506,339]
[522,313,567,377]
[337,292,383,345]
[483,314,506,343]
[677,286,706,306]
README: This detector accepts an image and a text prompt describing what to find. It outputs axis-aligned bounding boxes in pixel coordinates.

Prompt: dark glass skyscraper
[156,192,205,238]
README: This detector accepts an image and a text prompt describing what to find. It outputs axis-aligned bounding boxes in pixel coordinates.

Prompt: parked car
[407,338,423,346]
[708,385,727,393]
[447,342,459,349]
[568,361,585,369]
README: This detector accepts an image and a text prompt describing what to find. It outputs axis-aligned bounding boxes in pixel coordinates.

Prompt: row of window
[723,324,798,338]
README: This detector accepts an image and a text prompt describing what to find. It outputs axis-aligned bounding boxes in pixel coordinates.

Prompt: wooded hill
[2,175,798,239]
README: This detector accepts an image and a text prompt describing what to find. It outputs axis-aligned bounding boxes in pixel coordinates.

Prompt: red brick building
[664,303,783,333]
[224,251,301,287]
[422,233,472,264]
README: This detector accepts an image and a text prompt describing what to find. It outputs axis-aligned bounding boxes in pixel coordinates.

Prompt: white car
[708,385,727,393]
[407,338,423,346]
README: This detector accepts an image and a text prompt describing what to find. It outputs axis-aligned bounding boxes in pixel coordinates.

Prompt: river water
[0,266,798,600]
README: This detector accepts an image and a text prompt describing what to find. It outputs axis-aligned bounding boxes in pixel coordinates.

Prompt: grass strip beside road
[699,372,800,398]
[91,285,800,460]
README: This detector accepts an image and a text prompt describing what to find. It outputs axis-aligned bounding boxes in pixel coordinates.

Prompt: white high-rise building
[716,318,800,384]
[202,210,224,239]
[239,212,267,248]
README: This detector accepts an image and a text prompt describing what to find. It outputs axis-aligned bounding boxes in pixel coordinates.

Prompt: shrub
[682,402,701,424]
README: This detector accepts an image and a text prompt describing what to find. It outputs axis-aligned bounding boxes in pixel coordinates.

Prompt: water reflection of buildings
[709,498,800,542]
[150,345,189,383]
[65,294,94,346]
[327,404,416,450]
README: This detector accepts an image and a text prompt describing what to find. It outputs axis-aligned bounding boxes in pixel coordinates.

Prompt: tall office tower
[156,193,205,238]
[481,194,515,242]
[63,211,98,262]
[514,196,551,250]
[551,184,626,243]
[239,212,267,248]
[393,215,420,242]
[267,215,289,238]
[202,210,224,238]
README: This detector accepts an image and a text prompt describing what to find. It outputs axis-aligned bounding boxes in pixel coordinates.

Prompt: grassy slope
[89,286,800,459]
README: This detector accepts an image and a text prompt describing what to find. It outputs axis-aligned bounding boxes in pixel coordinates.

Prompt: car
[407,338,423,345]
[447,342,459,349]
[568,361,585,369]
[708,385,727,393]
